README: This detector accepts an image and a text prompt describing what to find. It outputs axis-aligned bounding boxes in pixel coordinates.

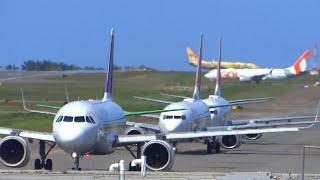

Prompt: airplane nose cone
[204,72,213,79]
[54,124,96,153]
[161,120,182,133]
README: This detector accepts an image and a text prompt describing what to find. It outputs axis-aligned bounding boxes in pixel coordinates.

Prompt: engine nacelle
[239,76,252,82]
[218,135,241,149]
[243,133,262,140]
[125,127,145,135]
[0,136,30,168]
[142,140,175,171]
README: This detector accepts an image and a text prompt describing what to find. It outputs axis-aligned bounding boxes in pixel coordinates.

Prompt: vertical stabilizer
[103,29,115,101]
[192,34,203,100]
[214,38,222,96]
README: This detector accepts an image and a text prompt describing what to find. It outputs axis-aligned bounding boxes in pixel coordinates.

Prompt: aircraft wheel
[34,159,42,169]
[44,159,53,170]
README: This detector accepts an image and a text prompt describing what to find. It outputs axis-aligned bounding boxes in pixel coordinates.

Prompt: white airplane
[204,49,312,84]
[134,38,319,155]
[0,31,316,172]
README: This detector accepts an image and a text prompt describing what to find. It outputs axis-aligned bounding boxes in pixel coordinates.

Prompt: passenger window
[166,116,173,119]
[74,116,85,122]
[63,116,73,122]
[89,116,96,124]
[174,116,181,119]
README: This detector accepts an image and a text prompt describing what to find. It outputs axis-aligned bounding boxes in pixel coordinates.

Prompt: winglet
[103,28,115,101]
[65,86,70,104]
[20,88,29,112]
[192,34,203,100]
[214,38,222,96]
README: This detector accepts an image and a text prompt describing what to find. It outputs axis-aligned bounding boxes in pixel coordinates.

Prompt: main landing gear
[125,143,142,171]
[34,140,55,170]
[205,137,220,154]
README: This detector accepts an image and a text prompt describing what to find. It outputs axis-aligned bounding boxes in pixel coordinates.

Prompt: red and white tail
[288,50,312,75]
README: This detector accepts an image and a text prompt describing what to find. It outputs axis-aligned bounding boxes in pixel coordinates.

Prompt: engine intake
[0,136,30,168]
[219,135,241,149]
[142,140,174,171]
[243,133,262,140]
[125,127,145,135]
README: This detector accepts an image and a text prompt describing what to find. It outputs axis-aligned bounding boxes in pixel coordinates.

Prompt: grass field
[0,71,319,131]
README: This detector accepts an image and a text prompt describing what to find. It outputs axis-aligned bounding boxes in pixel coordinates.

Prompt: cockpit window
[56,116,63,123]
[210,110,218,115]
[85,116,96,124]
[89,116,96,124]
[74,116,85,122]
[164,115,186,120]
[63,116,73,122]
[85,116,92,123]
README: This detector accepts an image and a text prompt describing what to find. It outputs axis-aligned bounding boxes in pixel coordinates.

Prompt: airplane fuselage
[204,68,290,82]
[202,95,232,126]
[159,98,211,134]
[53,100,126,155]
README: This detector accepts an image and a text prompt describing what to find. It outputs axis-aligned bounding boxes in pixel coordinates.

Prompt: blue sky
[0,0,319,71]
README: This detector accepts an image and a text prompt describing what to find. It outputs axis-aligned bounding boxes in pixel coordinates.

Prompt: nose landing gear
[71,152,82,171]
[34,140,55,170]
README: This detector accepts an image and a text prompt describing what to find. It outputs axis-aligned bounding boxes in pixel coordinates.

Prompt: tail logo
[293,50,311,74]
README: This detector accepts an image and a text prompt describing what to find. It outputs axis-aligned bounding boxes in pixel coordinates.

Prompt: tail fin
[186,47,199,66]
[288,50,312,75]
[102,29,115,101]
[214,38,222,96]
[192,34,203,100]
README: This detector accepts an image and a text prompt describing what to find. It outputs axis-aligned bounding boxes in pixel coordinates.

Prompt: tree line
[3,60,104,71]
[2,60,155,71]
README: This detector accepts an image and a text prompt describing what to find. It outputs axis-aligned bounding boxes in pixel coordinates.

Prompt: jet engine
[243,133,262,140]
[0,136,30,168]
[239,76,251,82]
[218,135,241,149]
[142,140,175,171]
[125,127,145,135]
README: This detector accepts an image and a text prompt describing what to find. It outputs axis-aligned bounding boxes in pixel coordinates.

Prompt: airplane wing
[160,93,189,99]
[117,127,298,144]
[229,97,273,106]
[124,108,185,117]
[126,121,161,132]
[133,96,175,104]
[21,90,57,115]
[160,93,272,106]
[0,127,54,142]
[240,69,273,84]
[140,114,160,119]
